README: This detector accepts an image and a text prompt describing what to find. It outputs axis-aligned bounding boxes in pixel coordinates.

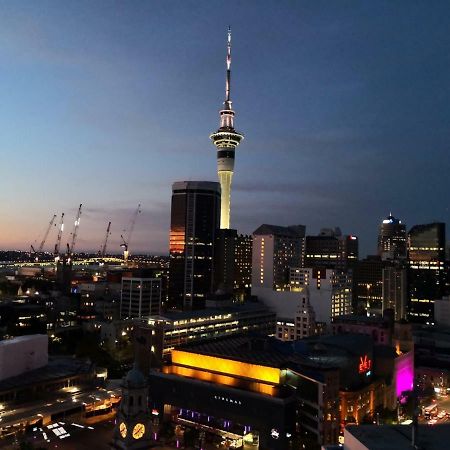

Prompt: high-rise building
[408,222,446,324]
[214,228,237,294]
[352,256,385,316]
[234,233,252,299]
[210,28,244,230]
[304,228,358,271]
[377,214,407,261]
[382,266,407,320]
[252,224,305,291]
[168,181,221,310]
[120,277,161,319]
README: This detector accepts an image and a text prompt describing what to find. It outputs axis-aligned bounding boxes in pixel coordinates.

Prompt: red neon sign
[359,355,372,374]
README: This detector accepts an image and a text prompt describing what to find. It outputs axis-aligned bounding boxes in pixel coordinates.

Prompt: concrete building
[255,267,352,334]
[149,333,411,449]
[120,277,161,319]
[100,302,276,371]
[304,228,358,271]
[331,315,393,346]
[252,224,305,291]
[214,228,237,295]
[0,334,48,381]
[210,29,244,230]
[276,294,316,341]
[382,266,407,320]
[168,181,221,310]
[234,233,252,299]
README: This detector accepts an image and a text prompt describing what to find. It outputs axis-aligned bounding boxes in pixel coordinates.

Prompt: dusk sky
[1,1,449,256]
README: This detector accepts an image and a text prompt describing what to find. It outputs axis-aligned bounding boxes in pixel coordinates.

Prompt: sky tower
[210,27,244,229]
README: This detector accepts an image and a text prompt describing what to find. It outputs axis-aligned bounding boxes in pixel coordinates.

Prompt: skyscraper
[168,181,221,310]
[377,214,407,261]
[252,224,305,291]
[210,28,244,229]
[408,222,446,323]
[382,266,407,320]
[304,228,358,271]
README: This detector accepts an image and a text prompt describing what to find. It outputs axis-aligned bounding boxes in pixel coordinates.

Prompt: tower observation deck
[210,27,244,230]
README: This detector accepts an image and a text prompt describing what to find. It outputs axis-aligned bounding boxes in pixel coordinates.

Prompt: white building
[252,224,305,291]
[276,294,316,341]
[120,277,161,319]
[254,267,352,336]
[0,334,48,381]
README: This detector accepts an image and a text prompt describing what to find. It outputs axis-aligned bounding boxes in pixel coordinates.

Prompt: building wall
[168,181,221,310]
[434,296,450,327]
[0,334,48,381]
[120,277,161,319]
[252,234,274,290]
[408,222,446,323]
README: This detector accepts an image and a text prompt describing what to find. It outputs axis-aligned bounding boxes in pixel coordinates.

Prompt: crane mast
[100,221,111,257]
[31,214,57,261]
[54,213,65,261]
[67,204,82,260]
[120,203,141,264]
[38,214,57,252]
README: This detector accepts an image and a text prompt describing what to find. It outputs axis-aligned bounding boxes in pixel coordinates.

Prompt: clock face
[132,423,145,440]
[119,422,127,438]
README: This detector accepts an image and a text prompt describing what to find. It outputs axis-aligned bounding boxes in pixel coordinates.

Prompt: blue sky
[0,1,449,255]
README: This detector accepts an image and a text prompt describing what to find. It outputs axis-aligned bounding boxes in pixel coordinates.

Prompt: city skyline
[1,2,449,256]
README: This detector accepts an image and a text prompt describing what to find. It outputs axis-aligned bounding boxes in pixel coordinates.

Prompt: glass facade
[168,182,221,310]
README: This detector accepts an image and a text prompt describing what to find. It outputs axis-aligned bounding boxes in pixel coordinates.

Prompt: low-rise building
[148,332,412,448]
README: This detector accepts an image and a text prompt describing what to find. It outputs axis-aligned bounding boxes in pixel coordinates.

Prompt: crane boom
[68,204,82,255]
[126,203,141,248]
[100,221,111,257]
[38,214,57,252]
[121,203,141,263]
[54,213,65,257]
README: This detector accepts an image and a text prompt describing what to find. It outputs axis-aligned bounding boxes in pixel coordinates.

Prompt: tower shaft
[218,170,233,229]
[210,27,243,230]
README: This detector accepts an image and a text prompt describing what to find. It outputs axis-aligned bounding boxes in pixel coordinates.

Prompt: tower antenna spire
[225,26,232,107]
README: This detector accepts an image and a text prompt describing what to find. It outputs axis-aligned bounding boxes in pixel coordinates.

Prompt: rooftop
[0,357,94,393]
[346,424,450,450]
[253,224,305,238]
[158,302,273,322]
[176,333,373,370]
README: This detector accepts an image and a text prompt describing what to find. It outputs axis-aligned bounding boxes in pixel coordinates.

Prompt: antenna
[225,26,232,104]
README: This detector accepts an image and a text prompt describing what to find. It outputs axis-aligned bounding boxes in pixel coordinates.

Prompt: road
[0,386,120,431]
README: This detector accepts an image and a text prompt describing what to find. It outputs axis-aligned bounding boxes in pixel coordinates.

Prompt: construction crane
[66,204,82,262]
[54,213,65,262]
[99,221,112,257]
[120,203,141,264]
[31,214,57,261]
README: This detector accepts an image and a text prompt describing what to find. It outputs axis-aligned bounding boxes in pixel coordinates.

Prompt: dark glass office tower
[168,181,221,310]
[408,222,446,323]
[377,214,407,261]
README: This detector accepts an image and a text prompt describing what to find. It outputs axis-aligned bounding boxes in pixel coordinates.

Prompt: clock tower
[111,363,152,449]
